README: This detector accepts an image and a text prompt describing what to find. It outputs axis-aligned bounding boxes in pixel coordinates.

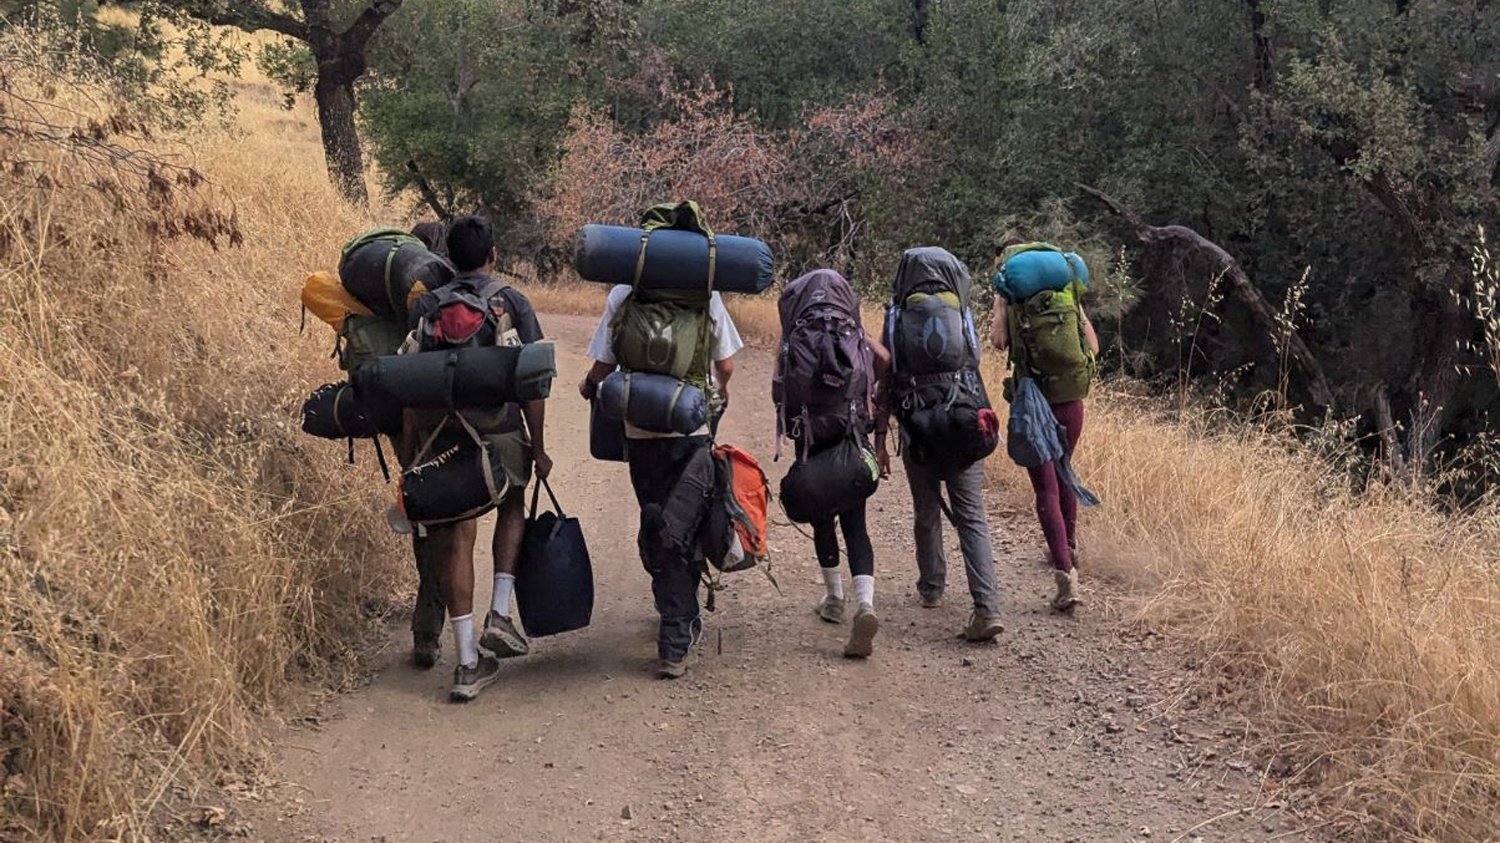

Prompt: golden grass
[0,47,404,840]
[979,379,1500,840]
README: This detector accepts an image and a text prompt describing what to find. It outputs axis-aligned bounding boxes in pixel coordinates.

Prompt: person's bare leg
[481,493,530,657]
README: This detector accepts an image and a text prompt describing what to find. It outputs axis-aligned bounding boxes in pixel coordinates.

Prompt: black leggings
[812,501,874,577]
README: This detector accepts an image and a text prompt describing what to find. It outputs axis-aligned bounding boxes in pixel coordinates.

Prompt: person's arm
[1080,305,1100,355]
[990,299,1009,351]
[579,360,614,400]
[868,331,893,478]
[713,356,735,405]
[523,399,551,480]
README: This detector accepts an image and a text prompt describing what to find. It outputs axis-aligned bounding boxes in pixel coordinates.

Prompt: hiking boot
[962,611,1004,642]
[658,657,688,680]
[817,594,846,624]
[1051,568,1081,612]
[480,611,529,659]
[918,589,944,609]
[843,603,879,659]
[449,655,501,702]
[411,634,440,671]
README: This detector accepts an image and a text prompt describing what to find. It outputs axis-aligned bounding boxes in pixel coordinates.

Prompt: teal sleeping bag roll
[573,224,774,293]
[994,247,1090,303]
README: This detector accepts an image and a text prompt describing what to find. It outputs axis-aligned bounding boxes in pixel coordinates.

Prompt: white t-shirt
[587,285,744,439]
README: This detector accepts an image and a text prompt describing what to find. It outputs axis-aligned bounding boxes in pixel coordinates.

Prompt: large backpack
[1001,245,1095,404]
[609,202,717,394]
[773,269,873,457]
[884,247,999,473]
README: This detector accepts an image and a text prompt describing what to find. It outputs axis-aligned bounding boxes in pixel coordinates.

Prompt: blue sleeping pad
[573,224,775,293]
[994,249,1090,303]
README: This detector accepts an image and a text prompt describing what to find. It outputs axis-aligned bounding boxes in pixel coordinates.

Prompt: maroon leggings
[1026,400,1085,572]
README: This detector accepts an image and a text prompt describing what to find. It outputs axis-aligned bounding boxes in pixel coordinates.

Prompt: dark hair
[995,230,1027,255]
[446,215,494,271]
[411,220,449,256]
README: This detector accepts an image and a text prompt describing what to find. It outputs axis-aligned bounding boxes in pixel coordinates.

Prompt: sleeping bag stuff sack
[301,381,403,439]
[994,244,1090,303]
[779,436,880,524]
[572,224,774,294]
[596,370,709,435]
[400,432,515,527]
[515,479,594,638]
[351,343,556,411]
[339,227,455,317]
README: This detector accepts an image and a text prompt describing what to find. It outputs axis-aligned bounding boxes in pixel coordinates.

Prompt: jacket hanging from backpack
[1007,377,1099,507]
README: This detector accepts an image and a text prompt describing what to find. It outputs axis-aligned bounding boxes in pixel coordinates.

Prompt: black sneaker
[411,634,440,671]
[480,611,530,659]
[449,655,501,702]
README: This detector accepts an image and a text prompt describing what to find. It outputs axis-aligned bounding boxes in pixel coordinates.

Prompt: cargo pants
[902,454,1002,615]
[627,435,709,662]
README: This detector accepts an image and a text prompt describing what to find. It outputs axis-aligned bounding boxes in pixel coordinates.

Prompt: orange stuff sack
[301,270,372,332]
[714,443,770,568]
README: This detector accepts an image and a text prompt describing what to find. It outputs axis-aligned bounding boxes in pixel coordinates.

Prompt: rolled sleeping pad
[340,235,454,317]
[597,370,709,435]
[995,249,1090,303]
[351,343,556,411]
[589,398,627,462]
[301,381,403,440]
[573,224,774,294]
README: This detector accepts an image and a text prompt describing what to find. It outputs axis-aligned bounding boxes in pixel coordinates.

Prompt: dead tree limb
[405,159,451,221]
[1079,183,1336,409]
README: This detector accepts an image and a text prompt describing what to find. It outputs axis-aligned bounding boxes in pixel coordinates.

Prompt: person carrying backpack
[883,247,1005,642]
[773,269,891,658]
[397,216,553,701]
[989,237,1100,612]
[577,203,745,680]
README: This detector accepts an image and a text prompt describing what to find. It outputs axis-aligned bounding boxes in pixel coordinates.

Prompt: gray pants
[903,454,1001,614]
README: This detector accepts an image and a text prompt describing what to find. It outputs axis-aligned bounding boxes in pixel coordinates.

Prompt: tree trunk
[910,0,930,45]
[313,74,367,205]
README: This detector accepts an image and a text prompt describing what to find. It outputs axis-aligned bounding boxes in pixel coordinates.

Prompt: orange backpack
[711,443,770,571]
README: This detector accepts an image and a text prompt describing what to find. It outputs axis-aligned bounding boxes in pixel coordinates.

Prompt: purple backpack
[774,270,874,458]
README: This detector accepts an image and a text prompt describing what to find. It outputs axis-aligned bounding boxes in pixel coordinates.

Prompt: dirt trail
[253,315,1313,843]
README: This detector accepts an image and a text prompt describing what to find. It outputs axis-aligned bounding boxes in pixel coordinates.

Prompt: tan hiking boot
[480,611,530,659]
[918,589,944,609]
[843,603,879,659]
[817,594,846,624]
[1051,569,1081,612]
[962,611,1004,642]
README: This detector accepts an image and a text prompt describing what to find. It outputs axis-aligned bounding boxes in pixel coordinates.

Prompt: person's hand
[578,375,597,402]
[534,449,553,481]
[876,447,892,479]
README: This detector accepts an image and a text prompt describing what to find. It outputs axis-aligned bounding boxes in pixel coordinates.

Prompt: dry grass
[980,375,1500,840]
[0,41,404,840]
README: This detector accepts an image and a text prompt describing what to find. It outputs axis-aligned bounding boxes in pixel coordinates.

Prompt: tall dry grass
[981,374,1500,840]
[0,38,403,840]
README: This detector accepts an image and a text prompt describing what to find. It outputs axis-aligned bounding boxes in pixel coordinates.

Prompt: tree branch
[342,0,404,54]
[161,1,308,41]
[1079,183,1337,409]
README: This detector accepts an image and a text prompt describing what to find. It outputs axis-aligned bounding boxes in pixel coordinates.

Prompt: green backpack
[1006,281,1096,404]
[610,201,717,390]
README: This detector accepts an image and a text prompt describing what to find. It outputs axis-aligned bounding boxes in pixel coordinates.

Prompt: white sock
[821,567,844,599]
[451,614,478,668]
[853,575,875,608]
[491,573,516,619]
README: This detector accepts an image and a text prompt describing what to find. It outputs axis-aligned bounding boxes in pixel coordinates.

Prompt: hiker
[773,269,891,658]
[410,220,449,257]
[398,215,552,701]
[577,277,743,679]
[990,238,1099,611]
[883,247,1005,642]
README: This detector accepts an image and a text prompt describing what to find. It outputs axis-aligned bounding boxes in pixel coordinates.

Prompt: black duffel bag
[300,381,403,439]
[352,343,556,412]
[515,479,594,638]
[780,436,880,524]
[400,420,516,528]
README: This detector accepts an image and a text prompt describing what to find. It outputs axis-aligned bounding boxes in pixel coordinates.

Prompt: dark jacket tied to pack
[884,247,1000,474]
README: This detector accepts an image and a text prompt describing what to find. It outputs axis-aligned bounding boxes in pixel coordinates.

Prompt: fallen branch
[1079,183,1336,409]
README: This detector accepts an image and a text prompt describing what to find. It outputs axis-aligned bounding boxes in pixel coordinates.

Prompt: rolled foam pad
[301,381,403,440]
[351,343,556,411]
[573,224,774,294]
[597,370,709,435]
[995,250,1090,303]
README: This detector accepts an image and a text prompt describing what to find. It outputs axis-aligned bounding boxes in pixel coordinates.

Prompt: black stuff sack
[590,397,626,462]
[515,479,594,638]
[779,436,880,524]
[300,381,403,440]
